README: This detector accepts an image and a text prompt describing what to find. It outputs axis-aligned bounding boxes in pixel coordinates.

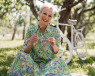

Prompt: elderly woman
[7,2,71,76]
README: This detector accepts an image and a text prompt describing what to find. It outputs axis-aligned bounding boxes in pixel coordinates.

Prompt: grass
[0,37,95,76]
[67,38,95,76]
[0,37,24,76]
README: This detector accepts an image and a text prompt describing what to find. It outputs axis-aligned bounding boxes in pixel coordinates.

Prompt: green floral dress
[7,24,71,76]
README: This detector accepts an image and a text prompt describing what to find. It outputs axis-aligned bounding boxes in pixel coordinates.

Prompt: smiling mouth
[43,19,47,22]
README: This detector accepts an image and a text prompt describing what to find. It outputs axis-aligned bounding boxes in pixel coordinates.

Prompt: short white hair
[40,2,56,15]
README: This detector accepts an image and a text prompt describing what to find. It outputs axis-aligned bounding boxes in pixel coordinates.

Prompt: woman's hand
[48,37,56,46]
[24,35,39,53]
[48,37,58,54]
[30,35,39,44]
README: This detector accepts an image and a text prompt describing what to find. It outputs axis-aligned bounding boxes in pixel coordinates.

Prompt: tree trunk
[23,22,26,40]
[29,0,38,20]
[59,0,74,42]
[12,23,17,40]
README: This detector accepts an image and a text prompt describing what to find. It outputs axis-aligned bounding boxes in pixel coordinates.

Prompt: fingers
[32,35,39,40]
[30,35,39,43]
[48,37,56,46]
[48,37,55,41]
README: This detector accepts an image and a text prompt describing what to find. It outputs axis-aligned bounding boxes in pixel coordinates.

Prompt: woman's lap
[7,52,40,76]
[43,58,71,76]
[7,52,71,76]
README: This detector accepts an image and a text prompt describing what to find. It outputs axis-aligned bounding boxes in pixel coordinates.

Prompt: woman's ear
[38,12,41,17]
[38,12,40,20]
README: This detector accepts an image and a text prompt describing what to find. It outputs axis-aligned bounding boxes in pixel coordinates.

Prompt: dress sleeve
[55,29,63,57]
[55,29,61,50]
[20,28,32,52]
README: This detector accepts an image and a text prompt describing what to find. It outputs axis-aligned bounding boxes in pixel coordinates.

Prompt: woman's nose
[45,15,48,19]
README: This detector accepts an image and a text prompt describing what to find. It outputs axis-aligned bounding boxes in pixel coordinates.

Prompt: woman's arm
[24,35,39,53]
[52,45,58,54]
[48,37,58,54]
[24,43,33,53]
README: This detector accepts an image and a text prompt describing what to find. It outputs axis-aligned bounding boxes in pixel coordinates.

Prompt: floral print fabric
[7,24,71,76]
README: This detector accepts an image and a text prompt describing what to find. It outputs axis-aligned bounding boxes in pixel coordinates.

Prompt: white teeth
[43,19,47,21]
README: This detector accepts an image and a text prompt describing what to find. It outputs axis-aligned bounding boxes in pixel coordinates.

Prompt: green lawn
[0,37,24,76]
[0,37,95,76]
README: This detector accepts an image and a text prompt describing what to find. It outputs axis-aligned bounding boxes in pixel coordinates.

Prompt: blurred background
[0,0,95,76]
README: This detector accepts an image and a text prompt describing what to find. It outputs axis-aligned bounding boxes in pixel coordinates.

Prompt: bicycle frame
[56,8,81,50]
[56,7,87,62]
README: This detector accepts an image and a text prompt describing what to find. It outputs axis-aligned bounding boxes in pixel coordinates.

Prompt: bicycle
[55,8,87,64]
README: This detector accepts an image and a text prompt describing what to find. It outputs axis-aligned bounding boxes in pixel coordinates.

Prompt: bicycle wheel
[59,33,73,64]
[74,32,87,60]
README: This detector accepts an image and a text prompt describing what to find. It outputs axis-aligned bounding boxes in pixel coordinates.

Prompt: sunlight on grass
[67,38,95,76]
[0,37,23,76]
[6,50,18,55]
[69,62,91,75]
[87,49,95,56]
[0,49,20,70]
[0,40,24,48]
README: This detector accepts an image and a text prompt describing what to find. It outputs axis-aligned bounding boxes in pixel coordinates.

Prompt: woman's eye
[49,15,51,17]
[43,13,46,15]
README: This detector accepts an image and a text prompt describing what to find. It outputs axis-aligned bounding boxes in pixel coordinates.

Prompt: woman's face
[39,7,53,26]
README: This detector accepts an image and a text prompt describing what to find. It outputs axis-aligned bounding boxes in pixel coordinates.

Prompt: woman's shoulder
[48,25,58,32]
[26,26,37,35]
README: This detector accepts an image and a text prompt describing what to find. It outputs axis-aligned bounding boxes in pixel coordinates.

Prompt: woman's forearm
[24,43,33,53]
[52,45,58,54]
[24,35,39,53]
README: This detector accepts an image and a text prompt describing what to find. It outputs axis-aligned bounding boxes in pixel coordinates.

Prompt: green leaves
[17,15,24,26]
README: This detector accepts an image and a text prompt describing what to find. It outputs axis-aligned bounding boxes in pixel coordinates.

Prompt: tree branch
[86,20,95,31]
[77,6,95,24]
[84,13,95,26]
[38,0,62,6]
[38,0,45,3]
[26,0,38,20]
[62,0,84,8]
[69,0,84,7]
[0,8,8,19]
[89,12,95,17]
[79,12,95,37]
[73,7,82,19]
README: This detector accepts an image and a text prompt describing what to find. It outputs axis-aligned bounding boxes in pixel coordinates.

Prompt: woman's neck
[39,23,47,33]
